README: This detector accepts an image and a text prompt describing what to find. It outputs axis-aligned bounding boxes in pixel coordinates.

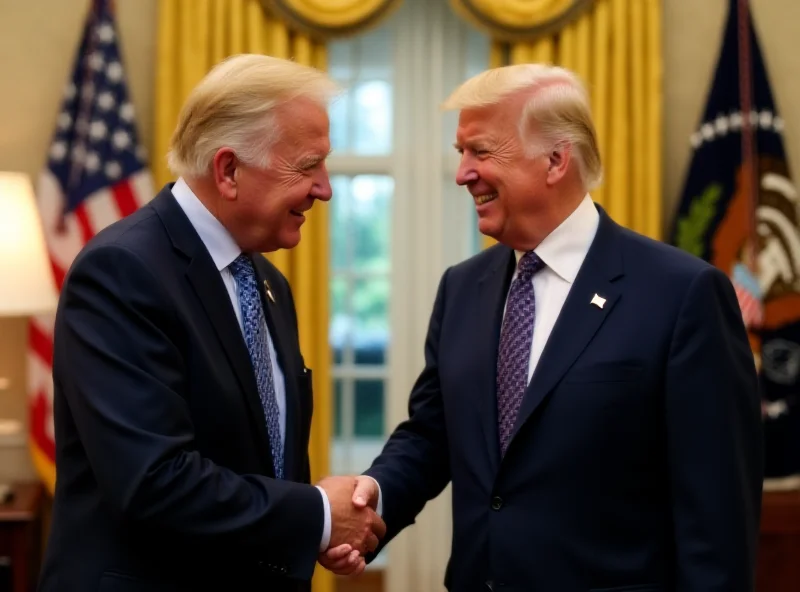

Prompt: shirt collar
[171,177,241,271]
[514,194,599,283]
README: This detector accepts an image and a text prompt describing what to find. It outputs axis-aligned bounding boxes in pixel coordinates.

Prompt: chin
[477,218,501,241]
[277,230,302,250]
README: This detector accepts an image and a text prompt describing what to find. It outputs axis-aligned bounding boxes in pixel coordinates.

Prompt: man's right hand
[350,475,380,511]
[319,476,383,576]
[318,476,386,555]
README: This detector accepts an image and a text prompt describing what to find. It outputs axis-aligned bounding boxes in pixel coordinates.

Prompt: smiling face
[214,97,333,252]
[453,92,578,250]
[454,98,549,248]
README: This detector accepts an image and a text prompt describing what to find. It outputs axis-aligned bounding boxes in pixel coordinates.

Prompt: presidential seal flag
[28,0,153,494]
[670,0,800,485]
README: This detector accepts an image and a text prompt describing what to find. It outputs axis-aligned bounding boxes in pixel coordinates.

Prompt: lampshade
[0,172,58,316]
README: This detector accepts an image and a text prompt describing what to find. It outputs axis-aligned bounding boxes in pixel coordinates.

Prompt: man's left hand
[318,543,365,576]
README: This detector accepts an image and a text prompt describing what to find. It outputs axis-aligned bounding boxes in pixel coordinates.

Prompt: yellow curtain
[479,0,662,249]
[153,2,332,591]
[267,0,404,38]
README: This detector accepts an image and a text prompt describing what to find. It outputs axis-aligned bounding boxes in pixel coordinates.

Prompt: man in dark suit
[323,64,763,591]
[39,54,384,592]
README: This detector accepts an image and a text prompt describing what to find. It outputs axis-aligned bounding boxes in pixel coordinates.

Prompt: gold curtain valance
[262,0,403,39]
[450,0,596,42]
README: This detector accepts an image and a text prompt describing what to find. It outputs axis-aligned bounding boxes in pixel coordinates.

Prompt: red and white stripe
[733,280,764,329]
[28,169,154,479]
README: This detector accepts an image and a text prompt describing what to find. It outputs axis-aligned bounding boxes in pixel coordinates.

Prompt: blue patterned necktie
[497,251,545,456]
[229,254,284,479]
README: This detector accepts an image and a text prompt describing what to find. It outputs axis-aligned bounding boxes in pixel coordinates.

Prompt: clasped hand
[317,475,383,576]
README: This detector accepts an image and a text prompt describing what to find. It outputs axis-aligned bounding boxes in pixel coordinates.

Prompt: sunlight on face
[453,100,550,247]
[232,99,333,253]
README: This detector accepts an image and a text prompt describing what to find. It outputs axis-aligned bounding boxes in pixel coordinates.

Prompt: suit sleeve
[665,265,763,591]
[56,244,323,580]
[363,269,452,551]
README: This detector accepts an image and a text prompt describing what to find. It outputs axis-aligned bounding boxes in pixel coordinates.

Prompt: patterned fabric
[497,251,545,456]
[229,254,284,479]
[29,0,154,494]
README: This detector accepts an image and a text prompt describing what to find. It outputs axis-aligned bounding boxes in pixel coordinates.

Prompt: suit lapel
[151,189,275,474]
[252,264,303,482]
[509,209,625,446]
[475,247,517,473]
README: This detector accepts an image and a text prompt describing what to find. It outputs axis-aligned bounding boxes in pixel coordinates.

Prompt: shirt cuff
[366,476,383,517]
[316,485,331,551]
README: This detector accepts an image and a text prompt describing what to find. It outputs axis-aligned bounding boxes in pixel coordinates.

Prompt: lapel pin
[263,279,276,304]
[590,293,606,309]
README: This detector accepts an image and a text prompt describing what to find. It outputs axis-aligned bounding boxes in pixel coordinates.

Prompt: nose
[455,155,479,186]
[311,165,333,202]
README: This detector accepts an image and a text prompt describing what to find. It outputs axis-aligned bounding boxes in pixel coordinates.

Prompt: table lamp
[0,172,59,503]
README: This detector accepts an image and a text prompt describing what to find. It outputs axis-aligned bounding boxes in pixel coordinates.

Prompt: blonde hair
[442,63,603,190]
[167,54,340,177]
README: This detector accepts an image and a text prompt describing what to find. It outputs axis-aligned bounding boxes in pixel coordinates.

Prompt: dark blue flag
[670,0,800,483]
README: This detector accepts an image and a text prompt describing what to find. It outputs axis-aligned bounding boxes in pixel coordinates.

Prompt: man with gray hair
[39,54,384,592]
[324,64,763,591]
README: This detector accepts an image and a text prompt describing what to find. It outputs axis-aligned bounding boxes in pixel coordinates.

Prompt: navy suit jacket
[365,206,763,592]
[39,186,322,592]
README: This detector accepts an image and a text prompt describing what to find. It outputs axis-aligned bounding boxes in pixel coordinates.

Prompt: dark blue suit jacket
[365,206,763,592]
[39,186,322,592]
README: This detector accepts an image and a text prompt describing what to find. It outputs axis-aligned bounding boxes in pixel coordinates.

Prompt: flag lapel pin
[590,293,606,309]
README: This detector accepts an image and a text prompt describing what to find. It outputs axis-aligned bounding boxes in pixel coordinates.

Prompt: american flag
[28,0,153,493]
[730,261,763,329]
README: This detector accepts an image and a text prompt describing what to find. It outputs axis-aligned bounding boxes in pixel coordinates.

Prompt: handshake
[316,474,384,577]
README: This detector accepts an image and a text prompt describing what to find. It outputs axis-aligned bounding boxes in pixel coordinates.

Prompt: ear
[546,143,571,186]
[211,148,239,201]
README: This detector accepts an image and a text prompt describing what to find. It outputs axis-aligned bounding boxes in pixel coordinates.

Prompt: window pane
[352,80,392,155]
[352,175,392,272]
[331,175,393,273]
[330,82,392,156]
[353,276,389,334]
[354,379,384,437]
[330,176,351,271]
[353,276,389,367]
[327,25,393,155]
[354,334,386,365]
[330,275,347,364]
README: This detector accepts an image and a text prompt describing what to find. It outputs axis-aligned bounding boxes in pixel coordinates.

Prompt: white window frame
[326,0,489,576]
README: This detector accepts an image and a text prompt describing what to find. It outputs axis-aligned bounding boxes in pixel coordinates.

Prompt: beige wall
[0,0,798,480]
[0,0,157,478]
[663,0,800,229]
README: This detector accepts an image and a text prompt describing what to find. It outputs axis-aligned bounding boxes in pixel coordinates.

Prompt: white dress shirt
[509,194,600,382]
[171,178,331,551]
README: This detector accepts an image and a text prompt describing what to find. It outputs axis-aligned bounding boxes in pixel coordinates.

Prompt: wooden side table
[0,482,43,592]
[757,489,800,591]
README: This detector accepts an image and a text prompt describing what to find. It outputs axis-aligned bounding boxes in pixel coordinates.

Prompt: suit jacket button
[491,496,503,510]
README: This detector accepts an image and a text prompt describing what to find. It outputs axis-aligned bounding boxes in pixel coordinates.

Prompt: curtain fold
[266,0,403,38]
[153,2,332,591]
[480,0,663,249]
[450,0,594,41]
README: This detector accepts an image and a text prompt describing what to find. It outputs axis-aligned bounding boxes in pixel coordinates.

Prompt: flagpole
[737,0,758,275]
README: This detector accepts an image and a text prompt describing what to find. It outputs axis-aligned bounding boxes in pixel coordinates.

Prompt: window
[327,0,489,480]
[327,24,395,477]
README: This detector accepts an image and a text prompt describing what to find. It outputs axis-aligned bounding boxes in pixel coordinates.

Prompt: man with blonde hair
[324,64,762,590]
[40,54,384,592]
